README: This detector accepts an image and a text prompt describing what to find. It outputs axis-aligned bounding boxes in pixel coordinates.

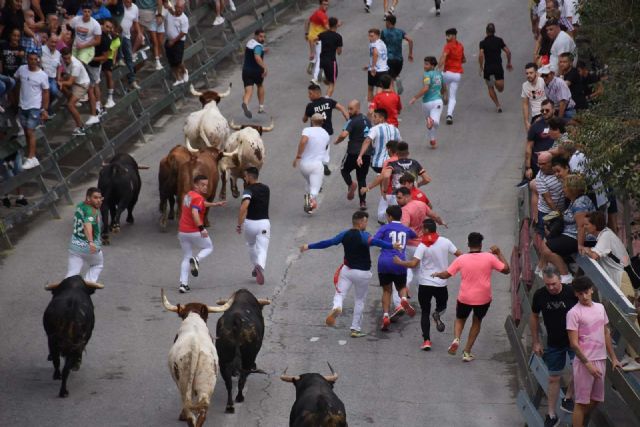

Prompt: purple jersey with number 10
[373,221,417,275]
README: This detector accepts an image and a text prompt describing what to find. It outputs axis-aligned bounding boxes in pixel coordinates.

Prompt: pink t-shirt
[566,302,608,361]
[447,252,505,305]
[401,200,431,246]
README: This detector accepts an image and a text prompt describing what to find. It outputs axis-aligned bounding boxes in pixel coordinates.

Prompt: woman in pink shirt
[433,232,509,362]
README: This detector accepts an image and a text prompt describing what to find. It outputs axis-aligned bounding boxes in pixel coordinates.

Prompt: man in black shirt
[525,99,556,180]
[236,167,270,285]
[577,60,605,106]
[558,52,587,110]
[316,17,342,97]
[531,265,578,424]
[478,23,512,112]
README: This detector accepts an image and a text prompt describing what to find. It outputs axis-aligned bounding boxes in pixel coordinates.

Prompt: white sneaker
[80,94,88,102]
[172,80,184,87]
[105,98,115,109]
[139,49,148,60]
[183,70,189,82]
[154,59,163,71]
[22,157,40,170]
[85,115,100,126]
[623,359,640,372]
[131,81,141,90]
[560,274,574,284]
[229,0,237,12]
[213,16,225,26]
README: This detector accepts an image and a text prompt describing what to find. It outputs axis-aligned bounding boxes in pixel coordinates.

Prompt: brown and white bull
[218,120,272,200]
[184,84,232,153]
[161,289,232,427]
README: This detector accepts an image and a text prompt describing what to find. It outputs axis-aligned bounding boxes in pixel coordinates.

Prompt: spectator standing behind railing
[70,3,102,65]
[59,47,91,136]
[539,64,575,119]
[40,34,61,116]
[521,63,547,131]
[120,0,142,90]
[85,17,114,123]
[546,18,576,72]
[14,50,49,170]
[163,0,188,86]
[136,0,164,71]
[102,20,120,108]
[557,52,587,111]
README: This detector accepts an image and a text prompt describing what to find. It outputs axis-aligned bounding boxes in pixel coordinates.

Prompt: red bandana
[422,232,440,247]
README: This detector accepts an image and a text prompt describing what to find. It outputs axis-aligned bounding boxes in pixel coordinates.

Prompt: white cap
[538,64,553,75]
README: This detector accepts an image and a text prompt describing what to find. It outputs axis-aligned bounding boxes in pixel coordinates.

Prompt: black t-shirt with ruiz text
[305,97,338,135]
[532,284,578,348]
[479,35,506,67]
[243,183,270,220]
[318,30,343,63]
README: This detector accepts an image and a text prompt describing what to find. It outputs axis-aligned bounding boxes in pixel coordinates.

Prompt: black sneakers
[179,283,191,293]
[189,257,199,277]
[446,115,453,125]
[433,311,446,332]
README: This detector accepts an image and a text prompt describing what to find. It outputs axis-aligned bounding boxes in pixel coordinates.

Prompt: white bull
[218,120,273,200]
[161,290,231,427]
[184,84,231,153]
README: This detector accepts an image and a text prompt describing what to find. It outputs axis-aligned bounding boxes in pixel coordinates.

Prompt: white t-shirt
[521,76,546,116]
[121,4,140,39]
[65,56,91,86]
[413,237,458,287]
[164,12,189,42]
[300,126,330,162]
[14,65,49,110]
[41,46,61,78]
[70,16,102,48]
[593,228,630,286]
[570,151,608,208]
[369,39,389,72]
[563,0,580,25]
[550,31,577,71]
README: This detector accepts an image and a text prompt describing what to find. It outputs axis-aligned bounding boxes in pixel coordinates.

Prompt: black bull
[43,275,103,397]
[215,289,270,413]
[98,153,142,244]
[281,371,347,427]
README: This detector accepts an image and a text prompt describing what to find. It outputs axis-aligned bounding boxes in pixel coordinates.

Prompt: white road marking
[310,337,319,342]
[338,340,347,345]
[412,21,424,32]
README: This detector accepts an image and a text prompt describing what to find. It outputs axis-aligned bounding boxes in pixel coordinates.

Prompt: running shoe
[179,283,190,293]
[359,201,367,211]
[258,106,266,114]
[252,267,257,277]
[303,194,311,213]
[462,351,475,362]
[446,115,453,125]
[323,164,331,176]
[426,116,434,129]
[420,340,432,351]
[389,306,405,322]
[396,78,403,95]
[400,298,416,317]
[325,307,342,326]
[448,337,460,355]
[15,197,28,206]
[515,178,530,188]
[189,256,199,277]
[310,78,320,86]
[432,311,445,332]
[255,265,265,285]
[429,140,437,149]
[560,398,574,413]
[306,61,314,75]
[2,197,11,208]
[350,329,367,338]
[242,102,252,118]
[381,315,391,331]
[543,414,559,427]
[72,127,86,136]
[347,182,357,200]
[131,81,141,91]
[436,8,440,16]
[213,16,225,26]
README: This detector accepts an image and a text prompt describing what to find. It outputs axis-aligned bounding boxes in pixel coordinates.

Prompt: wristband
[198,225,205,231]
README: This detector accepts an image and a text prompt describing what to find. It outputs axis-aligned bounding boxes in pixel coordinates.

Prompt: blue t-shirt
[562,195,595,240]
[422,70,444,103]
[381,28,405,61]
[308,229,393,271]
[373,222,417,274]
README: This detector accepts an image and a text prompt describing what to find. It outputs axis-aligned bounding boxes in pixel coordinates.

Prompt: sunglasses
[542,108,553,113]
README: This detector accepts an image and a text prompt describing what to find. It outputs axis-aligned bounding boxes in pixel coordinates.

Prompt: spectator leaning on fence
[539,63,575,119]
[120,0,143,90]
[136,0,165,71]
[59,47,91,136]
[164,0,189,86]
[14,50,49,170]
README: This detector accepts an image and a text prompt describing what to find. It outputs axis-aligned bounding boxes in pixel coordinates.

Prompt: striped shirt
[536,170,565,214]
[368,123,401,168]
[545,76,575,111]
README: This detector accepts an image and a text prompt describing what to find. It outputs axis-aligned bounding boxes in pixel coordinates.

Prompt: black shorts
[608,194,618,214]
[320,60,338,83]
[387,59,403,79]
[371,166,382,174]
[483,64,504,82]
[242,70,264,87]
[165,40,185,67]
[102,59,113,72]
[368,71,389,88]
[456,300,491,320]
[378,273,407,290]
[546,234,577,257]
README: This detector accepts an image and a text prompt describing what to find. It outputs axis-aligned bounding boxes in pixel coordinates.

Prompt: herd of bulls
[42,84,348,426]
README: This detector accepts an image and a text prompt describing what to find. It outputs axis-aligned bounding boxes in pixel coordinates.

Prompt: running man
[66,187,104,282]
[369,74,402,127]
[381,15,413,94]
[409,56,444,148]
[399,173,431,208]
[366,28,389,102]
[300,211,401,337]
[374,205,417,331]
[177,174,226,293]
[478,23,513,112]
[432,232,510,361]
[305,0,329,81]
[357,107,401,172]
[293,113,330,214]
[236,167,270,286]
[241,29,267,118]
[394,219,461,350]
[360,140,399,224]
[438,28,466,125]
[316,17,343,95]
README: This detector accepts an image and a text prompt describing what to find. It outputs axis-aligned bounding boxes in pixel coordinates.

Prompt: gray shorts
[87,65,101,84]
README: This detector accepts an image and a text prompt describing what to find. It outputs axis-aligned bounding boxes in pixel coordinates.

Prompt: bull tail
[199,127,212,148]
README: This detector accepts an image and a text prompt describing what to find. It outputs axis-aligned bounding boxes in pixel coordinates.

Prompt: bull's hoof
[112,225,121,234]
[231,190,240,199]
[53,371,61,380]
[179,409,188,421]
[59,389,69,398]
[126,216,134,224]
[225,406,235,414]
[235,395,244,403]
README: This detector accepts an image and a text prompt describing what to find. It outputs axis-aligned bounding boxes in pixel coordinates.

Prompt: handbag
[543,211,564,238]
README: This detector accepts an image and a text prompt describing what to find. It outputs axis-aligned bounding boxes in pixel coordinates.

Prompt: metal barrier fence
[507,187,640,426]
[0,0,313,249]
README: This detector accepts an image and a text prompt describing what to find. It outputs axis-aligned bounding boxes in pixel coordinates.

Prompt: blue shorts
[543,346,575,375]
[18,108,41,130]
[536,210,547,237]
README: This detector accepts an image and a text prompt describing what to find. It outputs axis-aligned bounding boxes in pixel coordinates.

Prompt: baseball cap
[538,65,552,75]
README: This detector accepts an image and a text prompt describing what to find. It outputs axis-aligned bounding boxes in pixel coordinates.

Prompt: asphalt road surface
[1,0,531,425]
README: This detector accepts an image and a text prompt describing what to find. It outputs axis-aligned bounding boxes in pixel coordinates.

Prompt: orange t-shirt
[371,91,402,127]
[443,40,465,73]
[178,191,206,232]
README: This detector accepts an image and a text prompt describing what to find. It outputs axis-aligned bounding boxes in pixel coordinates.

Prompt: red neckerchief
[422,232,439,247]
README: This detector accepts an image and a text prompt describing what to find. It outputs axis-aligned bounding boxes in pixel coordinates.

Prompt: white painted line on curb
[310,337,319,342]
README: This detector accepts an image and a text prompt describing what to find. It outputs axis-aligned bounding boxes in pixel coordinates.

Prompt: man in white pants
[409,56,445,148]
[438,28,465,125]
[66,187,104,282]
[177,174,226,293]
[236,167,270,285]
[300,211,400,337]
[293,113,330,214]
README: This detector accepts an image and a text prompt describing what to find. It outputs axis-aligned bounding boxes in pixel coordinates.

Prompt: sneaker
[560,398,574,413]
[251,267,257,277]
[2,197,10,208]
[426,116,434,129]
[347,182,357,200]
[544,414,559,427]
[429,139,437,149]
[560,273,574,284]
[448,338,460,355]
[396,78,403,95]
[131,81,141,91]
[229,0,236,12]
[436,8,440,16]
[306,61,314,75]
[389,306,405,322]
[515,178,530,188]
[310,78,319,85]
[213,16,225,26]
[183,70,189,83]
[258,106,266,114]
[154,59,163,71]
[303,194,311,213]
[420,340,432,351]
[400,298,416,317]
[189,257,200,277]
[22,157,40,170]
[85,115,100,126]
[432,311,445,332]
[446,115,453,125]
[75,101,83,108]
[350,329,367,338]
[15,197,28,206]
[325,307,342,326]
[72,127,86,136]
[117,59,126,66]
[388,6,395,15]
[178,283,190,293]
[323,164,331,176]
[172,80,184,87]
[242,102,252,118]
[359,201,367,211]
[255,265,264,285]
[105,98,116,109]
[462,351,475,362]
[380,315,390,331]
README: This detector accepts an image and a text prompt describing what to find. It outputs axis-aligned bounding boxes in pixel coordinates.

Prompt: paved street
[1,0,530,425]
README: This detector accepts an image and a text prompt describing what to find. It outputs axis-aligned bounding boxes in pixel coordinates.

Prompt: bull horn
[219,82,232,98]
[257,299,271,306]
[84,281,105,289]
[207,297,233,313]
[262,118,275,132]
[161,289,179,313]
[229,120,242,130]
[221,147,240,158]
[137,165,150,170]
[45,282,60,291]
[280,367,300,383]
[189,84,203,97]
[185,138,199,153]
[323,362,338,383]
